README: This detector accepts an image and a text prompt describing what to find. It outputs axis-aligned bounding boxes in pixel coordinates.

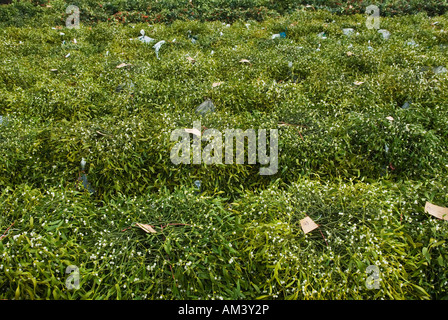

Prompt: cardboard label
[185,128,201,136]
[116,63,131,68]
[425,202,448,221]
[135,223,157,233]
[300,216,319,234]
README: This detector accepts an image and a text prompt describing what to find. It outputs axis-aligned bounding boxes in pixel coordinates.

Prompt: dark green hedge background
[0,0,447,28]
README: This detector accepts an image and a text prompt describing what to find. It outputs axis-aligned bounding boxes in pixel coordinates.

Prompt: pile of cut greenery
[0,5,448,299]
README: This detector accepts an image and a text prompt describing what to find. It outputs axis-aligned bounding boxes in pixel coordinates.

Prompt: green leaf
[411,284,430,298]
[53,288,59,300]
[422,247,431,263]
[15,285,20,300]
[164,239,171,254]
[437,255,445,267]
[115,284,121,300]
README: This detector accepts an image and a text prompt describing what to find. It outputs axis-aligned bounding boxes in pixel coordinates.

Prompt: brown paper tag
[135,223,157,233]
[425,202,448,221]
[300,216,319,234]
[116,63,132,69]
[185,128,201,136]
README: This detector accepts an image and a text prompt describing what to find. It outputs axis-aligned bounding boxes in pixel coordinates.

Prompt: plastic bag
[343,28,354,36]
[187,30,198,44]
[0,115,7,126]
[115,81,135,93]
[194,180,202,195]
[378,29,390,40]
[195,99,215,115]
[318,32,327,39]
[79,173,95,194]
[402,101,411,109]
[138,29,155,44]
[272,32,286,39]
[433,66,447,74]
[153,40,166,59]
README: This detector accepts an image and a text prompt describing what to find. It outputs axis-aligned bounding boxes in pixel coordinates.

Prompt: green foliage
[2,11,447,197]
[0,0,45,27]
[0,9,448,300]
[1,178,447,299]
[0,0,447,28]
